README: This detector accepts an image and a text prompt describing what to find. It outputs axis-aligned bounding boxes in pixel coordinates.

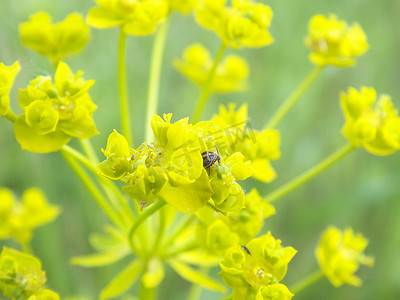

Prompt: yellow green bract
[341,86,400,155]
[0,247,60,299]
[0,61,20,116]
[0,188,60,244]
[19,12,90,65]
[195,0,274,48]
[219,232,296,299]
[316,226,374,287]
[86,0,168,35]
[174,43,249,93]
[305,14,368,67]
[14,61,98,153]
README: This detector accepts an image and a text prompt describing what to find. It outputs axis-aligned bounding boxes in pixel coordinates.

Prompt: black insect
[202,145,221,173]
[241,245,251,255]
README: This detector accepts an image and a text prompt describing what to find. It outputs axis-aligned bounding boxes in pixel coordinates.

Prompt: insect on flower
[202,145,221,174]
[241,245,251,255]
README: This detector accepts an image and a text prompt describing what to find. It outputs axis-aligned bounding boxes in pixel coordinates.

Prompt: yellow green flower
[0,188,60,244]
[168,0,197,14]
[256,284,293,300]
[19,12,90,65]
[87,0,168,35]
[0,61,20,116]
[195,0,274,48]
[174,43,249,93]
[219,232,296,299]
[14,61,98,153]
[316,226,374,287]
[0,247,59,299]
[341,86,400,155]
[305,14,368,67]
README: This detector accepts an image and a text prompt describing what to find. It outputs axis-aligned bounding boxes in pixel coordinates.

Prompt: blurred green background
[1,0,400,299]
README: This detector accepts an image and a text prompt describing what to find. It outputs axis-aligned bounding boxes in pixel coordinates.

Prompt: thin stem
[162,240,198,259]
[61,149,125,230]
[188,267,208,300]
[192,43,226,123]
[118,28,133,146]
[20,241,32,254]
[265,66,324,129]
[145,19,169,142]
[61,145,135,221]
[162,215,196,250]
[265,143,354,203]
[152,205,166,254]
[129,200,166,253]
[290,270,324,295]
[4,109,17,123]
[139,280,157,300]
[79,139,99,164]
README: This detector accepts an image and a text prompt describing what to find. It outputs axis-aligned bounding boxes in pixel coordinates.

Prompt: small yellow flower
[0,61,20,116]
[305,14,368,67]
[195,0,274,48]
[341,86,400,155]
[87,0,168,35]
[19,12,90,65]
[174,43,249,93]
[316,226,374,287]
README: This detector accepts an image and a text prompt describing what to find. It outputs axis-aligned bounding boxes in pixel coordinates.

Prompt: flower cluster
[0,188,59,244]
[14,62,98,153]
[0,247,59,299]
[19,12,90,65]
[219,233,296,299]
[341,86,400,155]
[0,61,20,116]
[305,14,368,67]
[87,0,169,35]
[195,0,274,48]
[316,226,374,287]
[174,43,249,93]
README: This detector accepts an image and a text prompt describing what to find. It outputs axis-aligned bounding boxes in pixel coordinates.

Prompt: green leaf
[70,249,130,267]
[168,259,226,293]
[100,259,144,300]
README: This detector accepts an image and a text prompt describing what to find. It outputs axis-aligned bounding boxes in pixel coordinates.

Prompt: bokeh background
[1,0,400,299]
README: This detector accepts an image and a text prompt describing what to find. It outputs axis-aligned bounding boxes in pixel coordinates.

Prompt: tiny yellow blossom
[316,226,374,287]
[0,61,20,116]
[174,43,249,93]
[87,0,168,35]
[195,0,274,48]
[305,14,368,67]
[0,188,60,244]
[341,86,400,155]
[20,12,90,65]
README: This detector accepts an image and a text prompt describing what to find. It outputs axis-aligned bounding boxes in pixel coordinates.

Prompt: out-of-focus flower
[20,12,90,65]
[87,0,168,35]
[195,0,274,48]
[0,61,20,116]
[0,188,60,244]
[174,43,249,93]
[305,14,368,67]
[14,61,98,153]
[0,247,59,299]
[316,226,374,287]
[341,86,400,155]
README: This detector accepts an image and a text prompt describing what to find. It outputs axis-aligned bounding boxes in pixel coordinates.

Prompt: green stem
[265,143,354,203]
[4,109,17,123]
[162,240,198,259]
[61,145,135,221]
[188,267,208,300]
[61,149,125,230]
[20,241,32,254]
[152,205,166,254]
[129,200,166,253]
[118,28,133,146]
[162,215,195,250]
[290,270,324,295]
[79,139,99,164]
[265,66,324,129]
[139,280,157,300]
[192,43,226,123]
[145,19,169,142]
